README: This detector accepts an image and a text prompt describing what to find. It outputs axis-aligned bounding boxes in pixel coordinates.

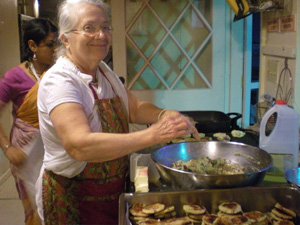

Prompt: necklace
[26,61,41,82]
[65,56,98,85]
[91,78,98,86]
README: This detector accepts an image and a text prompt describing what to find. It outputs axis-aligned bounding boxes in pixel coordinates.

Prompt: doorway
[244,12,260,127]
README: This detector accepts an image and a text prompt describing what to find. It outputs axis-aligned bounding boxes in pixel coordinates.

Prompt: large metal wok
[181,110,242,133]
[151,141,272,190]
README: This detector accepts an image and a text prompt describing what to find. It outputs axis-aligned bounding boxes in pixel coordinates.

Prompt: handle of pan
[226,112,242,130]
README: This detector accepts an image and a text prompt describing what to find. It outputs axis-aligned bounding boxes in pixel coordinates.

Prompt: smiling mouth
[92,42,107,47]
[93,45,107,48]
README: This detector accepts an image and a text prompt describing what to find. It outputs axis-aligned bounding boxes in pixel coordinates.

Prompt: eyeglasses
[67,24,113,36]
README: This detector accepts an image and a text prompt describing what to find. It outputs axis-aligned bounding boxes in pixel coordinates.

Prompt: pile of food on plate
[170,133,212,144]
[128,201,298,225]
[170,130,246,144]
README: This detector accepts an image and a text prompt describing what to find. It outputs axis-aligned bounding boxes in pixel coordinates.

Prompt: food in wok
[172,157,245,175]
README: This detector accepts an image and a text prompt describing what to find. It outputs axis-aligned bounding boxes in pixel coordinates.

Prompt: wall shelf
[261,46,296,58]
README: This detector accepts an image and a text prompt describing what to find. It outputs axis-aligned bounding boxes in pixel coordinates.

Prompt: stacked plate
[285,167,300,187]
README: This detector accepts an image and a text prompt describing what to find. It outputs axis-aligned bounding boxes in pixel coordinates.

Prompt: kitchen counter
[126,172,290,194]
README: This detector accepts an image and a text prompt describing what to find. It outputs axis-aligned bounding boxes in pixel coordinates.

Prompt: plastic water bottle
[259,100,299,183]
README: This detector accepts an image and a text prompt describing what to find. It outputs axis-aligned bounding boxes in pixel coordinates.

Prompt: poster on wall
[280,15,295,32]
[267,18,279,32]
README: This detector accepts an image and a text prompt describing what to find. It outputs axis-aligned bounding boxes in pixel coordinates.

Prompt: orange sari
[16,74,43,128]
[10,75,44,225]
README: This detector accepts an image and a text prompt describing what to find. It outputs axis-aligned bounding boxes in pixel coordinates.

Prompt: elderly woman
[35,0,199,224]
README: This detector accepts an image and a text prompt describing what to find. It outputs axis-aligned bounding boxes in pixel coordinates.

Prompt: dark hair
[21,18,58,61]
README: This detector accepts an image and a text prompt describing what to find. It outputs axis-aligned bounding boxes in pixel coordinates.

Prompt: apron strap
[89,83,99,100]
[89,66,116,100]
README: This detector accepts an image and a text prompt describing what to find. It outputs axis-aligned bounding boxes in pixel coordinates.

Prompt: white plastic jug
[259,100,299,177]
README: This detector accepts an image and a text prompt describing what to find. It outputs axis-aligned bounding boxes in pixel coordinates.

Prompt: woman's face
[66,3,112,65]
[36,32,58,66]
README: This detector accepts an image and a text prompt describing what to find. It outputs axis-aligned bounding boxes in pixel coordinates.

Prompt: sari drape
[10,75,44,225]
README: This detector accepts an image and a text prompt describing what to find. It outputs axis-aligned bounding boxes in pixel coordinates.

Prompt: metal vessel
[151,141,272,189]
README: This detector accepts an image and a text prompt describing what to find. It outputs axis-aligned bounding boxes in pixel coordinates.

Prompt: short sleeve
[38,71,85,115]
[0,66,34,106]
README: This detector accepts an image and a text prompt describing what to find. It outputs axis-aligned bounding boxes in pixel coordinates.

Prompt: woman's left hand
[5,145,27,167]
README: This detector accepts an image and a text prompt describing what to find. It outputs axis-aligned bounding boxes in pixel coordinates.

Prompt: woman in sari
[0,18,57,225]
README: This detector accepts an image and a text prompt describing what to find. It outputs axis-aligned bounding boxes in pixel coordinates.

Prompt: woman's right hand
[149,110,199,144]
[5,145,27,167]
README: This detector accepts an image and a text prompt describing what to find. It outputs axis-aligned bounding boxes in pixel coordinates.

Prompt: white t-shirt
[38,56,129,178]
[36,57,129,221]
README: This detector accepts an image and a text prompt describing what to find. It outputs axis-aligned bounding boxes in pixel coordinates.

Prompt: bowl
[151,141,273,190]
[285,167,300,187]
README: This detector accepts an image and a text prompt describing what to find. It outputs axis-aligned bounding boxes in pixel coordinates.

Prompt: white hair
[56,0,110,58]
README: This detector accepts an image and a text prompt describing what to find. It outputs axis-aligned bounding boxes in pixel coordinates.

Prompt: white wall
[259,0,298,109]
[0,0,20,185]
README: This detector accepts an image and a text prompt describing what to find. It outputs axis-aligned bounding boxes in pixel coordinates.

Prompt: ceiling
[39,0,61,22]
[38,0,111,22]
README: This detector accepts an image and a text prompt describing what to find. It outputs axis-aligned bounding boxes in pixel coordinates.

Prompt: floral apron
[42,69,129,225]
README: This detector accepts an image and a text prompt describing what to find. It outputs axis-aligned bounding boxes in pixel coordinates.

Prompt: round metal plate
[285,167,300,187]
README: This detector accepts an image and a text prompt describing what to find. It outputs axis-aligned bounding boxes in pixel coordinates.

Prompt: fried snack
[130,203,149,217]
[183,204,207,215]
[213,132,231,141]
[188,213,206,220]
[218,202,242,215]
[201,214,219,225]
[131,216,151,221]
[183,204,207,223]
[243,211,268,225]
[230,215,251,225]
[131,216,154,225]
[273,220,295,225]
[163,216,191,225]
[272,208,294,220]
[231,130,246,138]
[212,216,233,225]
[217,211,235,219]
[154,206,175,217]
[270,212,296,225]
[136,218,163,225]
[270,202,297,224]
[188,217,202,224]
[274,203,297,218]
[165,211,176,219]
[271,211,286,221]
[154,211,176,219]
[142,203,165,214]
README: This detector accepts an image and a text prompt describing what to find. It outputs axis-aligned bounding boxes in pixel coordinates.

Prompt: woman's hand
[5,145,27,167]
[150,110,200,144]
